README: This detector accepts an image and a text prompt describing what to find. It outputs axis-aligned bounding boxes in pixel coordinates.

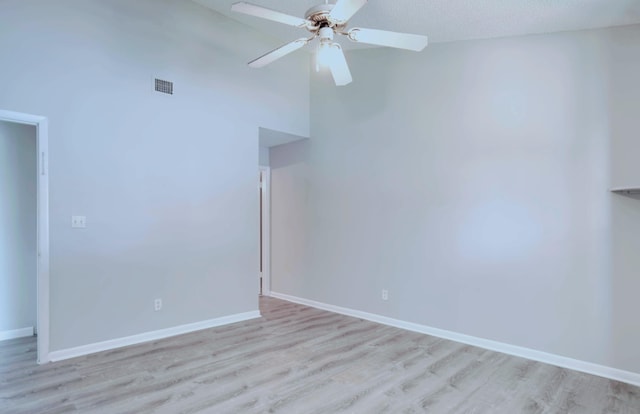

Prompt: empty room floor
[1,296,639,413]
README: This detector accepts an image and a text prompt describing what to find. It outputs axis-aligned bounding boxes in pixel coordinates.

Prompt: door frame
[259,166,271,296]
[0,110,50,364]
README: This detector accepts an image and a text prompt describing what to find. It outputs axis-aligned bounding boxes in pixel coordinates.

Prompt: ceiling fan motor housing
[305,4,347,32]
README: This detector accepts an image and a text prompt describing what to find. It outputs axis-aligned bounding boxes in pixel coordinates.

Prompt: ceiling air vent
[154,78,173,95]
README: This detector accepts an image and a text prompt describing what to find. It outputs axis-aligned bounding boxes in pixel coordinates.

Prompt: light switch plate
[71,216,86,228]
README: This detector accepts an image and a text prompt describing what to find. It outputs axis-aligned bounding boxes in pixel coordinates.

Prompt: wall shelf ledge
[611,187,640,199]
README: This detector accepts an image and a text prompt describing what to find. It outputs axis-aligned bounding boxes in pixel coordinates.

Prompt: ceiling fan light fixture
[316,40,342,70]
[316,42,332,72]
[316,26,338,72]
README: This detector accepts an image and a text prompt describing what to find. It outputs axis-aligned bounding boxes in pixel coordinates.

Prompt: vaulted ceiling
[196,0,640,50]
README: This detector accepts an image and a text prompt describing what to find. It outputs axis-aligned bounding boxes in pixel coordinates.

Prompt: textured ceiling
[195,0,640,49]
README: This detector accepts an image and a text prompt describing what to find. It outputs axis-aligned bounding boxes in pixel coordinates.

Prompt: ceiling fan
[231,0,429,86]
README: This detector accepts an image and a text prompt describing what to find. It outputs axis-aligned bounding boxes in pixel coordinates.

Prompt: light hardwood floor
[1,297,639,413]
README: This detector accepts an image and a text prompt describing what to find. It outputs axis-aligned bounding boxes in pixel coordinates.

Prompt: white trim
[270,292,640,387]
[49,310,261,362]
[0,110,50,365]
[259,166,271,296]
[0,327,34,342]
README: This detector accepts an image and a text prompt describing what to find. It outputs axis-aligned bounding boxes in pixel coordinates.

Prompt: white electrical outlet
[154,298,162,311]
[382,289,389,301]
[71,216,86,228]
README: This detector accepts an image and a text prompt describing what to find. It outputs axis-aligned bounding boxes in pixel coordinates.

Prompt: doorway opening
[259,166,271,296]
[0,110,50,364]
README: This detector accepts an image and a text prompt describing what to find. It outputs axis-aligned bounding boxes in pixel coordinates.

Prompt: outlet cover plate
[71,216,86,228]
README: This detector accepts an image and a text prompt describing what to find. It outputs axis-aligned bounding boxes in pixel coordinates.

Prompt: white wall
[270,140,310,294]
[259,146,270,166]
[608,25,640,370]
[0,0,309,351]
[0,122,37,334]
[290,24,640,374]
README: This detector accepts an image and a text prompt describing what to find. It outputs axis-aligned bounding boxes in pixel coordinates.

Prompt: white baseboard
[270,291,640,387]
[0,326,34,342]
[49,310,261,362]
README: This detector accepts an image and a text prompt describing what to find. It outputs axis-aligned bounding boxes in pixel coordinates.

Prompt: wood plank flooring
[1,297,639,413]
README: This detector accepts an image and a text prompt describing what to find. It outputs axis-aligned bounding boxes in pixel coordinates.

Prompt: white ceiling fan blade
[348,28,428,51]
[248,38,309,68]
[328,0,368,24]
[231,2,308,27]
[327,44,352,86]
